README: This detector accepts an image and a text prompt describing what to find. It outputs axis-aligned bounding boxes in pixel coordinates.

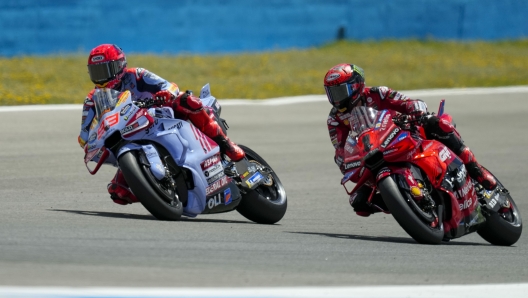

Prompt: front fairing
[341,108,403,182]
[85,90,136,171]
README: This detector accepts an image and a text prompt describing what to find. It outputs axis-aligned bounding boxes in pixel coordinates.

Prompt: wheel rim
[140,163,181,208]
[246,159,285,205]
[402,190,440,228]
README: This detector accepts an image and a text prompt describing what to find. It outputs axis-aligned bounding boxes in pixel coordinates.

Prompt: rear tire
[378,176,444,244]
[119,151,183,221]
[236,145,287,224]
[477,173,522,246]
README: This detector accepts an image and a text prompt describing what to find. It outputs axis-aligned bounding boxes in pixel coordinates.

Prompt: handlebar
[392,113,431,129]
[134,99,157,109]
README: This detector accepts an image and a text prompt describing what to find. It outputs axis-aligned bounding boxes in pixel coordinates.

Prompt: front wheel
[236,145,287,224]
[119,151,184,221]
[378,176,444,244]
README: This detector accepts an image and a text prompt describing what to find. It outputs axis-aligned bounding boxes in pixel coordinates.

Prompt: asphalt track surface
[0,87,527,289]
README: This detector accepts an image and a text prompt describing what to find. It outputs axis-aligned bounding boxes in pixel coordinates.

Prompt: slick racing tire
[119,151,183,221]
[477,172,522,246]
[378,176,444,244]
[236,145,287,224]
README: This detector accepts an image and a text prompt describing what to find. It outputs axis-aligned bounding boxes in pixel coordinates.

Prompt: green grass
[1,40,527,105]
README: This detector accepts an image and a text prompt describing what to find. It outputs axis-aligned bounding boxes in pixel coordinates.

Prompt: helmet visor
[88,60,124,85]
[325,83,350,107]
[325,82,361,107]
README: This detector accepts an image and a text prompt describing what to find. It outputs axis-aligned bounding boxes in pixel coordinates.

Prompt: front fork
[376,165,441,223]
[376,164,426,201]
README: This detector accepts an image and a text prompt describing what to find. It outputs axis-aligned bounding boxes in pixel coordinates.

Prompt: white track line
[1,284,528,298]
[1,86,527,112]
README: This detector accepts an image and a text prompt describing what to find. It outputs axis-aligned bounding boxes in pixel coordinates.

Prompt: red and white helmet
[324,63,365,109]
[87,44,127,89]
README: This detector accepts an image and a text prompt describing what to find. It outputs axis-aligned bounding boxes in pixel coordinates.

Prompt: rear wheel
[119,151,185,221]
[477,173,522,246]
[378,176,444,244]
[236,145,287,224]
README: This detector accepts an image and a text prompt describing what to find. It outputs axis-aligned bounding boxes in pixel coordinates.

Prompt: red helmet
[324,63,365,109]
[87,44,127,89]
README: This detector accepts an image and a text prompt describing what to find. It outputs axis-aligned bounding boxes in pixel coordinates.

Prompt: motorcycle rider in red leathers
[78,44,245,205]
[324,63,497,217]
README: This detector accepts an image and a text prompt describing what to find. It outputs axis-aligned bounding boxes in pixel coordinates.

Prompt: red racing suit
[328,86,496,215]
[328,86,426,174]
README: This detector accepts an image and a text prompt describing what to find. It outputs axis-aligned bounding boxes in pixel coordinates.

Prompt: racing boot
[187,108,245,162]
[212,135,245,162]
[458,146,497,190]
[107,169,138,205]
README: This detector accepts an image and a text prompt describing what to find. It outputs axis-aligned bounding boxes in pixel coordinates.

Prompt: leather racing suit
[328,86,496,216]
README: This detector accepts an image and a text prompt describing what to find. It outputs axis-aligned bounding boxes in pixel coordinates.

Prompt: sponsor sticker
[439,146,451,162]
[88,132,97,143]
[245,172,264,188]
[204,163,223,178]
[201,154,220,170]
[206,176,229,195]
[224,188,232,205]
[342,171,354,184]
[455,181,475,201]
[206,172,225,184]
[344,160,361,170]
[207,193,222,209]
[120,103,132,116]
[116,91,130,107]
[397,132,409,142]
[326,73,341,82]
[91,55,104,62]
[376,167,391,180]
[381,127,400,148]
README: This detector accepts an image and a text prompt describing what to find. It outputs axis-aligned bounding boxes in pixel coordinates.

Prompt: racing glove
[405,100,428,121]
[153,90,176,106]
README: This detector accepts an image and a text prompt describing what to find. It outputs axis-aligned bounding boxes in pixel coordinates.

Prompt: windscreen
[93,88,120,119]
[348,106,380,138]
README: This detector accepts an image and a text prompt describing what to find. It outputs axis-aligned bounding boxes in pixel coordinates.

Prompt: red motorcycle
[341,101,522,245]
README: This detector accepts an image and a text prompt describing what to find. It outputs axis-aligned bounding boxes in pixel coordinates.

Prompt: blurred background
[0,0,527,104]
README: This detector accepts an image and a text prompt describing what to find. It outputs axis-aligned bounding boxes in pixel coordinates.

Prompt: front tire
[119,151,183,221]
[378,176,444,244]
[236,145,287,224]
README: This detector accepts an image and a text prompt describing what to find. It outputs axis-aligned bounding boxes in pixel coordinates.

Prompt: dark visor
[87,60,122,84]
[325,83,352,106]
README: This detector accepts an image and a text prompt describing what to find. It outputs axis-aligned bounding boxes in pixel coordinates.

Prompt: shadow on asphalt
[49,209,254,224]
[288,231,491,246]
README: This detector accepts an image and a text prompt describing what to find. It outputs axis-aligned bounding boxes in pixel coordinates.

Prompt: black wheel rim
[402,189,440,228]
[141,163,180,208]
